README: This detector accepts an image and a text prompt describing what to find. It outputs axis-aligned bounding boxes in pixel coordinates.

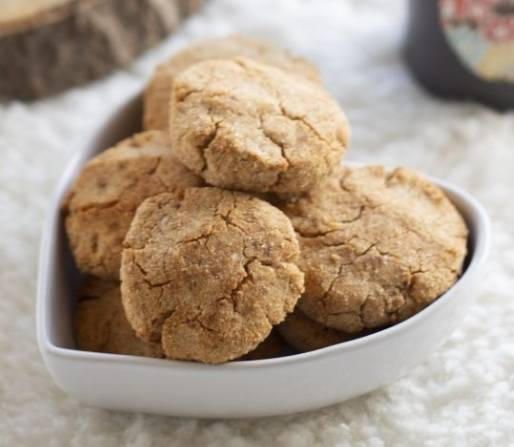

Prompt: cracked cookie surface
[64,131,203,280]
[170,57,349,195]
[121,187,305,364]
[143,34,321,131]
[280,165,469,333]
[278,308,352,353]
[75,277,163,358]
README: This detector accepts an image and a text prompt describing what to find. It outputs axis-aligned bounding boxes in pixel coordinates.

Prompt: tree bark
[0,0,203,100]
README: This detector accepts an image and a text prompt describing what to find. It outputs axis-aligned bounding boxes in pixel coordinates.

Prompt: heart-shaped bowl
[37,94,490,419]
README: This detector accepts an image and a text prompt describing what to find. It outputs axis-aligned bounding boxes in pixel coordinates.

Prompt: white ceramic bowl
[37,95,491,419]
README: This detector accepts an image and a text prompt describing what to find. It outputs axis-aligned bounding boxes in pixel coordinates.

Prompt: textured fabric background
[1,1,513,445]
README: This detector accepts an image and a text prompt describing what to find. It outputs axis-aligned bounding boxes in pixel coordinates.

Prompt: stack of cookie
[65,36,469,363]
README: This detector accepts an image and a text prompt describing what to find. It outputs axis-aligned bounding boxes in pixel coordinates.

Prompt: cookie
[241,329,289,360]
[121,187,304,364]
[75,277,163,358]
[169,57,349,195]
[278,308,352,353]
[143,34,321,131]
[64,131,202,280]
[281,165,468,333]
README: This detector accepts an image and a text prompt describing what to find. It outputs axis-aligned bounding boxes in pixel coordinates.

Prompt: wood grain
[0,0,203,100]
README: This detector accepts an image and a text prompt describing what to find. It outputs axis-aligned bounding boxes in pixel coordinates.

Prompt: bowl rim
[37,142,491,373]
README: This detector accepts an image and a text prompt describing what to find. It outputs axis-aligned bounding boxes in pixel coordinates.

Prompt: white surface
[1,0,514,444]
[36,101,490,418]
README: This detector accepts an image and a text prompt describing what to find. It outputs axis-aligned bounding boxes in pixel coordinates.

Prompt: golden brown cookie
[240,329,289,360]
[121,187,304,364]
[278,308,352,353]
[169,57,349,195]
[64,131,202,280]
[281,165,468,334]
[143,34,321,131]
[75,277,163,358]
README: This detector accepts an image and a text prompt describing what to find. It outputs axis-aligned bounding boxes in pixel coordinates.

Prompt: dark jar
[405,0,514,110]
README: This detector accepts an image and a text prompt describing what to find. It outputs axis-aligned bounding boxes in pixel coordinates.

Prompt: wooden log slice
[0,0,203,100]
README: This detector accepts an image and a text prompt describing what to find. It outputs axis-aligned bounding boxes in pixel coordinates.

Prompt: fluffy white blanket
[1,0,513,445]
